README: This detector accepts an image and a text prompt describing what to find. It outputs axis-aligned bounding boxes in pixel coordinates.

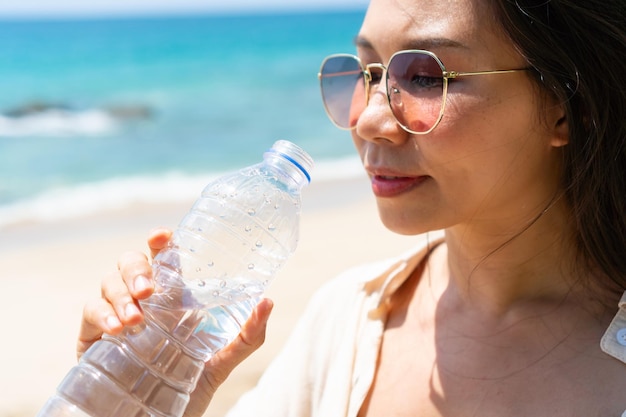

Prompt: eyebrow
[353,35,468,51]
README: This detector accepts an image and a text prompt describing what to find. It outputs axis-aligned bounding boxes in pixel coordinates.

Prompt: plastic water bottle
[37,140,313,417]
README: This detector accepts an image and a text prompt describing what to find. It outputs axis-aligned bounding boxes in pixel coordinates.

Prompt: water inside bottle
[139,274,266,357]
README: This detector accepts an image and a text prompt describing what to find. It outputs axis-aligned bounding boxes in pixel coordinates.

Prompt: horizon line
[0,4,367,22]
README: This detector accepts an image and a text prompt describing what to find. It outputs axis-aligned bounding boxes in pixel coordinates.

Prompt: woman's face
[353,0,567,236]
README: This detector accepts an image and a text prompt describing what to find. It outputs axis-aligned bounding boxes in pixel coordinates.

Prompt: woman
[80,0,626,415]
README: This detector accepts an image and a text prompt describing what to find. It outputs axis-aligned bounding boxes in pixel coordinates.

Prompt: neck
[439,199,583,316]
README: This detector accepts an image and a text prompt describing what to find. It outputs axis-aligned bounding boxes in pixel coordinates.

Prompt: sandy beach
[0,174,418,417]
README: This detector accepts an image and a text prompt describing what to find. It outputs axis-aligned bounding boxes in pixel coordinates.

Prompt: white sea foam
[0,109,118,137]
[0,155,365,229]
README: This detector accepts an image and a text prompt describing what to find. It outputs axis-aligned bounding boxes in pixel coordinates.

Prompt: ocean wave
[0,101,156,137]
[0,155,365,229]
[0,108,119,137]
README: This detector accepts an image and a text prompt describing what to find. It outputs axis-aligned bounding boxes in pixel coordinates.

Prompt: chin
[375,197,452,236]
[377,208,433,236]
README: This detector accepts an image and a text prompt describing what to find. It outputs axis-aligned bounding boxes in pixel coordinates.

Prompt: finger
[101,270,144,326]
[204,298,274,388]
[117,251,154,299]
[183,299,274,416]
[147,227,173,259]
[77,298,122,360]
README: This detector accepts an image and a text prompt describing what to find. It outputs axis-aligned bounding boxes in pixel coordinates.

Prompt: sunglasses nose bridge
[363,63,387,107]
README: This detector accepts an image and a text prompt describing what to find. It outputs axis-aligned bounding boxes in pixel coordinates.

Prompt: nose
[354,80,410,144]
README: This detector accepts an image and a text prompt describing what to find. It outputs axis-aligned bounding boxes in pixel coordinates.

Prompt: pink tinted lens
[387,52,445,133]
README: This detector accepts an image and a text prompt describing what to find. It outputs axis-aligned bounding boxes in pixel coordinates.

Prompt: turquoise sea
[0,10,366,228]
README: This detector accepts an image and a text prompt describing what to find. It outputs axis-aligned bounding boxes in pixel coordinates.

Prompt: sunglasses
[318,50,528,135]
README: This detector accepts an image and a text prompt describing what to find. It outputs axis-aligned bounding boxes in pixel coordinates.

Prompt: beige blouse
[225,232,442,417]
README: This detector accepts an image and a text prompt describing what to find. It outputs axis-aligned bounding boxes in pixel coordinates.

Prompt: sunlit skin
[351,0,625,416]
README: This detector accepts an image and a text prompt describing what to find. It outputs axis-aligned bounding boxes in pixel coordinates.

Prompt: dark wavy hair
[490,0,626,296]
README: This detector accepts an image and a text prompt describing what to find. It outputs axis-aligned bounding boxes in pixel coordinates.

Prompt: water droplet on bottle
[263,280,269,286]
[238,284,246,292]
[207,261,214,267]
[220,280,227,288]
[212,290,219,297]
[274,203,280,210]
[255,240,263,248]
[268,224,276,231]
[248,263,255,270]
[195,267,202,273]
[248,208,256,216]
[189,247,196,253]
[265,196,272,204]
[198,280,206,287]
[244,225,252,232]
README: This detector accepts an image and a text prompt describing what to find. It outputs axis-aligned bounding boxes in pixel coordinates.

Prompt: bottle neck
[262,153,309,193]
[263,140,313,191]
[266,148,311,184]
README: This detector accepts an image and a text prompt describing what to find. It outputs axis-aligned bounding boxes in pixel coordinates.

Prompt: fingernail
[125,303,140,319]
[106,315,121,330]
[134,275,151,292]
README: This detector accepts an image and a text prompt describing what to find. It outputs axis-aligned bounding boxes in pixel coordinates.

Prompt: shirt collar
[361,231,445,313]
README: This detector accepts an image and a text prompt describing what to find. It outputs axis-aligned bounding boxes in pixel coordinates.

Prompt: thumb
[147,227,173,259]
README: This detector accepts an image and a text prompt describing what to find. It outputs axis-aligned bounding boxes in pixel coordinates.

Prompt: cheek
[434,83,542,165]
[442,76,541,135]
[427,135,558,227]
[421,100,549,208]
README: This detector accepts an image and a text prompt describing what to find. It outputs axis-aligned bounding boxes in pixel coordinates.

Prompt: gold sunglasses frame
[318,49,528,135]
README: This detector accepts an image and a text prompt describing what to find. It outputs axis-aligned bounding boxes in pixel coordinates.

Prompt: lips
[370,174,428,198]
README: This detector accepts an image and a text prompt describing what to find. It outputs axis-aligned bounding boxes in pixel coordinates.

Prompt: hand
[77,227,274,416]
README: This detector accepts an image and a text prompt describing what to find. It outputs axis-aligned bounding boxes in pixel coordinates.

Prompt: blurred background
[0,2,394,416]
[0,0,368,229]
